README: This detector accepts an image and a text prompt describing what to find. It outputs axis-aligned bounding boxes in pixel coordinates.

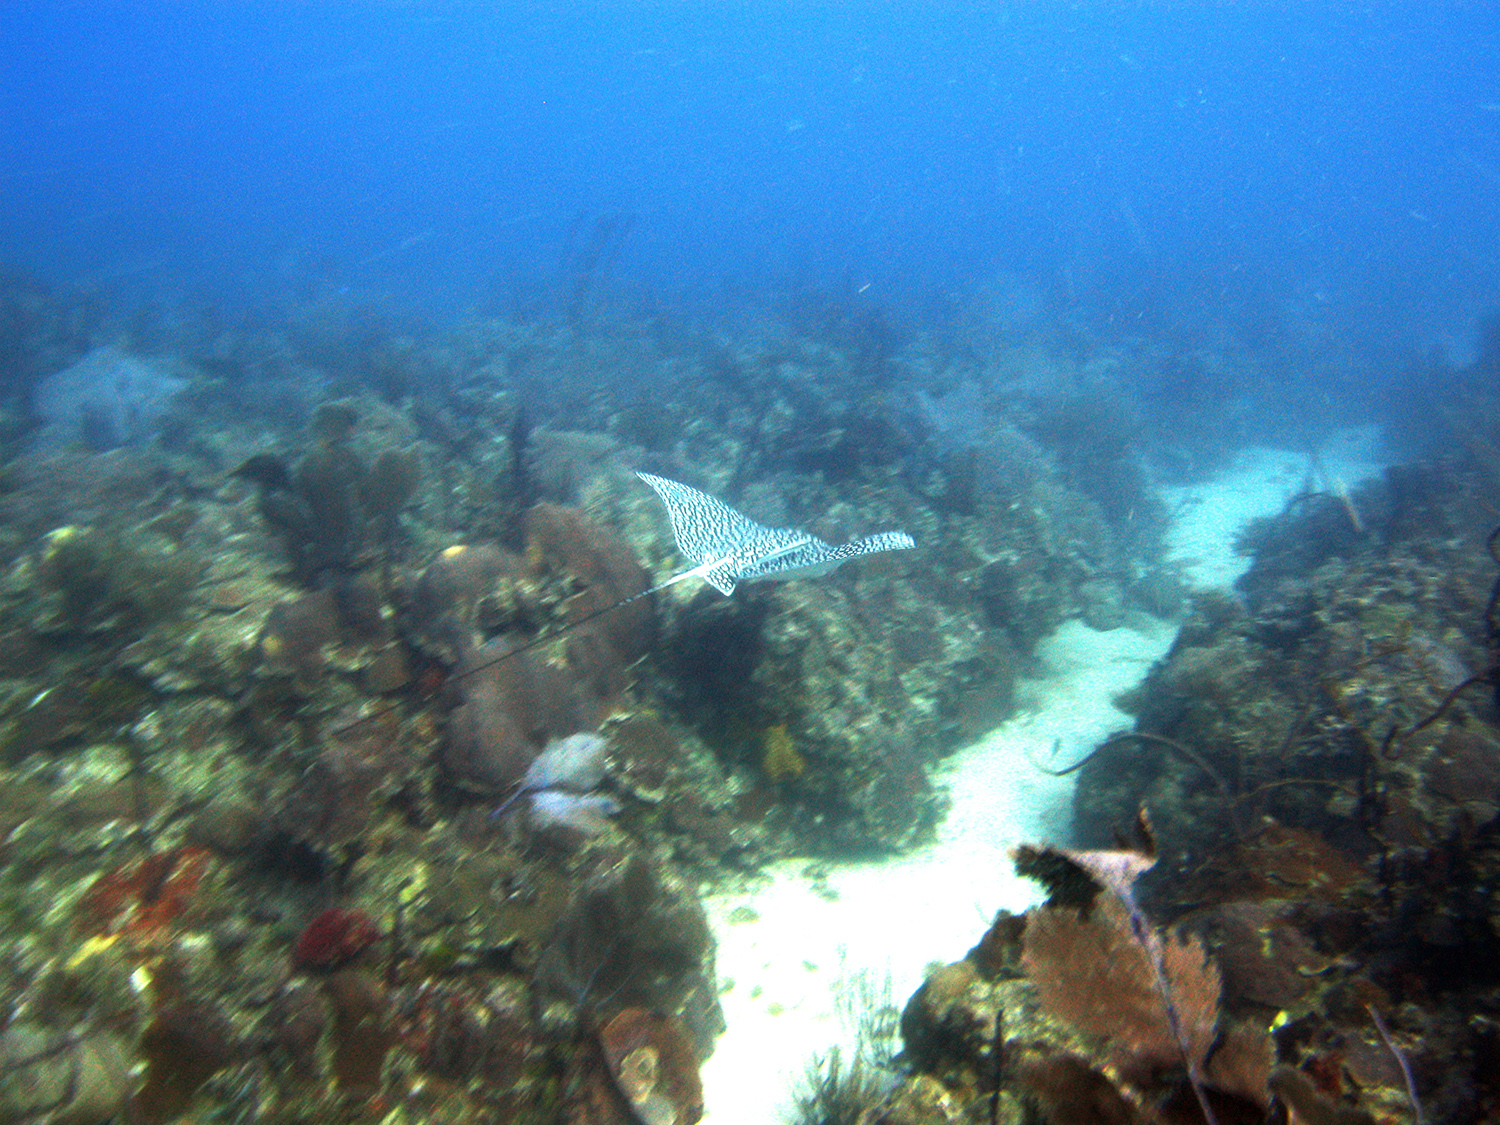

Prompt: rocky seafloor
[0,286,1497,1124]
[888,465,1500,1124]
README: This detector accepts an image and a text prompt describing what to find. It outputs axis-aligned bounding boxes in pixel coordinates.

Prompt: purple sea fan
[490,731,615,830]
[527,790,620,835]
[520,733,617,836]
[523,732,610,793]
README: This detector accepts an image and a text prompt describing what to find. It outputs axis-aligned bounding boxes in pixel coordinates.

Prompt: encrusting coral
[761,722,806,783]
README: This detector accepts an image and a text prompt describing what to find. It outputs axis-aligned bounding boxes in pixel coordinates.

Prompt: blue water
[4,1,1495,356]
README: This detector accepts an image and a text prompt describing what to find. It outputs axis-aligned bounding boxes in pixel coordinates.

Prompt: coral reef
[763,464,1500,1125]
[1076,462,1497,892]
[0,279,1256,1124]
[881,826,1423,1125]
[1039,462,1500,1122]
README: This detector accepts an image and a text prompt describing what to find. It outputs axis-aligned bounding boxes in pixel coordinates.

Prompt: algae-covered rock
[34,524,202,635]
[0,1023,134,1125]
[1075,462,1500,906]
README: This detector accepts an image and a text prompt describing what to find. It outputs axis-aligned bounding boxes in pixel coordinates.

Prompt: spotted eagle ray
[634,471,915,595]
[336,473,915,736]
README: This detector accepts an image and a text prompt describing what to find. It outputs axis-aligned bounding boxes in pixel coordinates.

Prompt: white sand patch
[700,617,1175,1124]
[1162,432,1387,589]
[698,431,1387,1124]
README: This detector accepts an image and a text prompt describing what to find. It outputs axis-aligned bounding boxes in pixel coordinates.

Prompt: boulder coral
[442,637,592,791]
[425,504,655,793]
